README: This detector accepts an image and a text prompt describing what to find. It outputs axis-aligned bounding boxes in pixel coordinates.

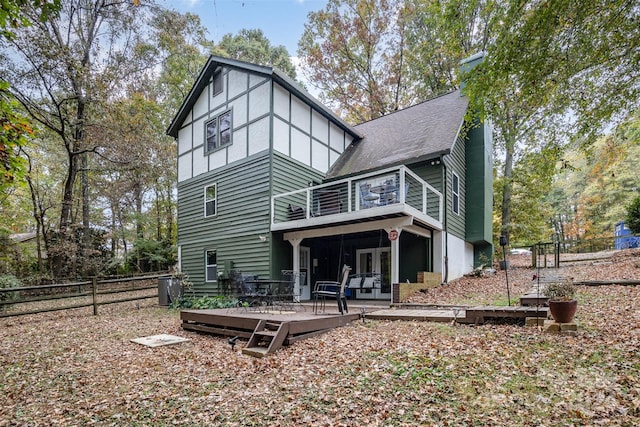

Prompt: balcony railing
[271,165,443,230]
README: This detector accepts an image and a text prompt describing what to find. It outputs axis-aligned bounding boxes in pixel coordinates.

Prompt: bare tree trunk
[24,152,44,273]
[501,142,514,243]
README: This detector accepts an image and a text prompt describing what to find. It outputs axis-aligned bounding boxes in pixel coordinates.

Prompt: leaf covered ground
[1,250,639,426]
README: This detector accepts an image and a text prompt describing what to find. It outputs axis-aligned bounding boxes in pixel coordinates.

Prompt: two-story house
[167,54,493,303]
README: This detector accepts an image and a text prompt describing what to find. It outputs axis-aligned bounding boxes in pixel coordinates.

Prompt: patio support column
[386,228,403,303]
[289,238,302,301]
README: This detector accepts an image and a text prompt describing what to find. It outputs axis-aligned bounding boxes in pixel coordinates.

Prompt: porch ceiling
[282,215,433,241]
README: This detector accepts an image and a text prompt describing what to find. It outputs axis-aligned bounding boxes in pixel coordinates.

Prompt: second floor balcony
[271,165,443,232]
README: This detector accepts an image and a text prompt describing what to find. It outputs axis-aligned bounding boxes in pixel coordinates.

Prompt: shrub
[170,295,239,310]
[0,274,21,312]
[626,195,640,234]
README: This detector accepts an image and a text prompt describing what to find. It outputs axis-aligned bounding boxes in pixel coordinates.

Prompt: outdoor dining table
[370,183,398,205]
[244,278,293,309]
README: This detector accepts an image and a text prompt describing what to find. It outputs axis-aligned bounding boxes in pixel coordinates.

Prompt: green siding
[465,122,493,244]
[270,152,325,277]
[445,133,467,240]
[177,154,272,295]
[465,121,494,266]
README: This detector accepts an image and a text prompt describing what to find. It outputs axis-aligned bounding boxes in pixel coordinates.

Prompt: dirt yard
[1,250,639,426]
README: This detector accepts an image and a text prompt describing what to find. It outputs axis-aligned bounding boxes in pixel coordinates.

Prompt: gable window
[206,250,217,282]
[205,110,232,153]
[452,172,460,215]
[213,70,223,96]
[204,184,217,217]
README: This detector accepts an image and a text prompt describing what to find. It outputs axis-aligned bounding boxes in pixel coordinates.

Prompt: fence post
[92,277,98,315]
[555,242,560,268]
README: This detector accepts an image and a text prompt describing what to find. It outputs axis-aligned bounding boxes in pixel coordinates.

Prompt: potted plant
[545,280,578,323]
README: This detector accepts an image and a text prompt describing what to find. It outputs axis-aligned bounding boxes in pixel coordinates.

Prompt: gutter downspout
[441,155,449,284]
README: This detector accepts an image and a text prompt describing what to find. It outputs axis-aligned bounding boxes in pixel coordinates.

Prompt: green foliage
[170,295,238,310]
[1,0,61,191]
[549,113,640,241]
[0,0,60,39]
[214,29,298,82]
[128,238,175,273]
[625,196,640,235]
[0,273,21,311]
[0,82,31,188]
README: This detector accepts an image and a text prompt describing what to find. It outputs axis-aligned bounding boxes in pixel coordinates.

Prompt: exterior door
[356,247,391,300]
[300,246,311,300]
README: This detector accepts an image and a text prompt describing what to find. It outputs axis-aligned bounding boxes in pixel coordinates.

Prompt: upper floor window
[205,110,232,153]
[213,70,223,96]
[452,172,460,215]
[205,183,217,217]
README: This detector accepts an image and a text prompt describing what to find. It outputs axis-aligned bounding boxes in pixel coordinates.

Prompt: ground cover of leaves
[1,251,639,426]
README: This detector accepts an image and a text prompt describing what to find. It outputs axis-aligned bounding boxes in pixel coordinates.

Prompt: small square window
[205,184,217,217]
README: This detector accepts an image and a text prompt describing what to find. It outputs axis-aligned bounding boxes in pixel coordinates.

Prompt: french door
[355,247,391,300]
[299,246,311,300]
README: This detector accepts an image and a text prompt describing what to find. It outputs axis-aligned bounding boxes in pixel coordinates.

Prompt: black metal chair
[230,271,261,310]
[313,265,351,314]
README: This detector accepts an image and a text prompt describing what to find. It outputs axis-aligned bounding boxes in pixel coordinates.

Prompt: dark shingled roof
[327,90,469,179]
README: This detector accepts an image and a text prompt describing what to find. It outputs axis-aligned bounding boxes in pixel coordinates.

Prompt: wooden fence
[0,273,167,318]
[517,235,638,268]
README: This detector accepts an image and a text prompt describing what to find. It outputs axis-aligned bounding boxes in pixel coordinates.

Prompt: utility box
[158,276,172,306]
[158,276,183,306]
[220,260,234,279]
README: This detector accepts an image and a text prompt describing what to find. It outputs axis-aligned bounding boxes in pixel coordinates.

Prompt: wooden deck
[181,305,369,345]
[181,302,550,356]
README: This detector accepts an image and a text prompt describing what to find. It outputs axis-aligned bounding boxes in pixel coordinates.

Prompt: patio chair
[230,271,261,310]
[359,183,379,209]
[313,265,351,315]
[273,270,296,311]
[315,190,341,216]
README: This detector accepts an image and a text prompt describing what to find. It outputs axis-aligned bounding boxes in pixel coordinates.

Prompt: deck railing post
[92,277,98,315]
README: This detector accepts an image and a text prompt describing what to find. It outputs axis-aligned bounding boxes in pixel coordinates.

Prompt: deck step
[242,320,290,357]
[254,330,278,337]
[242,347,270,358]
[465,306,549,323]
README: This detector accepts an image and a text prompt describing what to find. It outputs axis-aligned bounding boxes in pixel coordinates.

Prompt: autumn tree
[298,0,413,122]
[1,0,155,276]
[149,9,210,115]
[465,0,640,244]
[548,113,640,243]
[404,0,497,98]
[0,0,59,193]
[213,28,298,81]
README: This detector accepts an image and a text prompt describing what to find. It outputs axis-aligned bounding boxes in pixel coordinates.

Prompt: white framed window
[205,250,217,282]
[204,183,217,217]
[452,172,460,215]
[205,110,232,153]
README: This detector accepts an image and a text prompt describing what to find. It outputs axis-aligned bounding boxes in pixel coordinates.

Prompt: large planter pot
[548,299,578,323]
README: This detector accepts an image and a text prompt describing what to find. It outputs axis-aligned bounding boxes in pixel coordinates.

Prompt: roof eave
[166,55,363,140]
